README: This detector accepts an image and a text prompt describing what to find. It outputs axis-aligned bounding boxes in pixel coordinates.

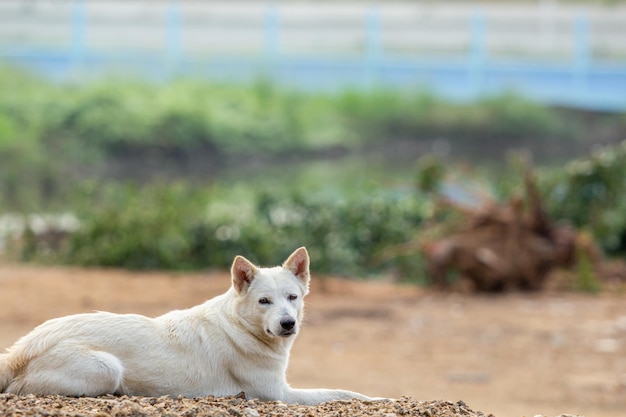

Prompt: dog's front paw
[366,397,396,403]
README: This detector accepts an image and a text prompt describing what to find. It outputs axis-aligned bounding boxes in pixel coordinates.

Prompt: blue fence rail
[1,1,626,111]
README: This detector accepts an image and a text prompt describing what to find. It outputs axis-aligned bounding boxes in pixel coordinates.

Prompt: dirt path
[0,264,624,417]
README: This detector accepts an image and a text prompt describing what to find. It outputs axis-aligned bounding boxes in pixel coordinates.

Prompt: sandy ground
[0,264,625,417]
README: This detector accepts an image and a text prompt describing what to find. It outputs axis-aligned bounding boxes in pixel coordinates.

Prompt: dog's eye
[288,294,298,301]
[258,297,272,305]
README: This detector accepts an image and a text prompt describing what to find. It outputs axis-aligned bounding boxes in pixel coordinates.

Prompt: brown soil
[0,394,486,417]
[1,264,625,417]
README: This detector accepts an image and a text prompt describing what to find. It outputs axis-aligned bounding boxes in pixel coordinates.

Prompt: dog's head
[231,247,310,340]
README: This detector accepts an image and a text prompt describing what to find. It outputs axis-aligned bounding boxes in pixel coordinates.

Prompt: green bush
[336,89,575,143]
[544,141,626,254]
[65,183,206,269]
[15,141,626,278]
[48,183,426,276]
[0,68,600,196]
[3,68,626,276]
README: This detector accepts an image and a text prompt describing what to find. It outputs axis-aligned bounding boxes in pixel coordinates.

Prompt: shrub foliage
[58,184,426,276]
[3,68,626,277]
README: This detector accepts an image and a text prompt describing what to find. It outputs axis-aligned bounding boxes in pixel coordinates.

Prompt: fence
[1,1,626,111]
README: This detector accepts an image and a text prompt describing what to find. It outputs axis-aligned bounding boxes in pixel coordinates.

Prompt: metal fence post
[166,1,183,61]
[468,11,486,96]
[70,0,87,67]
[264,5,280,79]
[573,12,590,95]
[365,7,382,87]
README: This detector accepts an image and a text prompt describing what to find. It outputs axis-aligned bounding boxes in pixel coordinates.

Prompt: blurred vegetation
[4,66,624,210]
[544,141,626,255]
[42,182,426,277]
[2,67,626,279]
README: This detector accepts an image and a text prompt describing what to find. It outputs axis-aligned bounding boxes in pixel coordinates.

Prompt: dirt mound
[0,394,491,417]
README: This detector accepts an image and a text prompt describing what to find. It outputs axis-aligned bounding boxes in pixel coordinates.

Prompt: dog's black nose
[280,318,296,331]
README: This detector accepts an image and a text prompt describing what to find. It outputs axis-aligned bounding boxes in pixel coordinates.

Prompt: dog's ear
[231,255,258,294]
[283,247,310,290]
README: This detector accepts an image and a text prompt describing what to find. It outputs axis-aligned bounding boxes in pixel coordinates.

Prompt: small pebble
[243,408,260,417]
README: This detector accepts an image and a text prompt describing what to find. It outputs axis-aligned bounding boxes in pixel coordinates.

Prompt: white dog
[0,247,380,405]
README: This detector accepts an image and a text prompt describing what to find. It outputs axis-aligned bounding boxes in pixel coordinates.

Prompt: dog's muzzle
[268,318,297,337]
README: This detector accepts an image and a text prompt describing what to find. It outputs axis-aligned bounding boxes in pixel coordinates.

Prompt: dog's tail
[0,353,14,392]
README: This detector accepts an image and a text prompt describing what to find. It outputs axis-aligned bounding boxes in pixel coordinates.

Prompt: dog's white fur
[0,247,378,405]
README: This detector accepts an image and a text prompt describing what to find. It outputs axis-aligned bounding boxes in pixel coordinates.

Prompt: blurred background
[0,1,626,415]
[1,0,626,278]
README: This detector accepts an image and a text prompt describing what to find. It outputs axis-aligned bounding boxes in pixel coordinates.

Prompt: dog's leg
[281,387,377,405]
[7,345,124,396]
[0,354,13,392]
